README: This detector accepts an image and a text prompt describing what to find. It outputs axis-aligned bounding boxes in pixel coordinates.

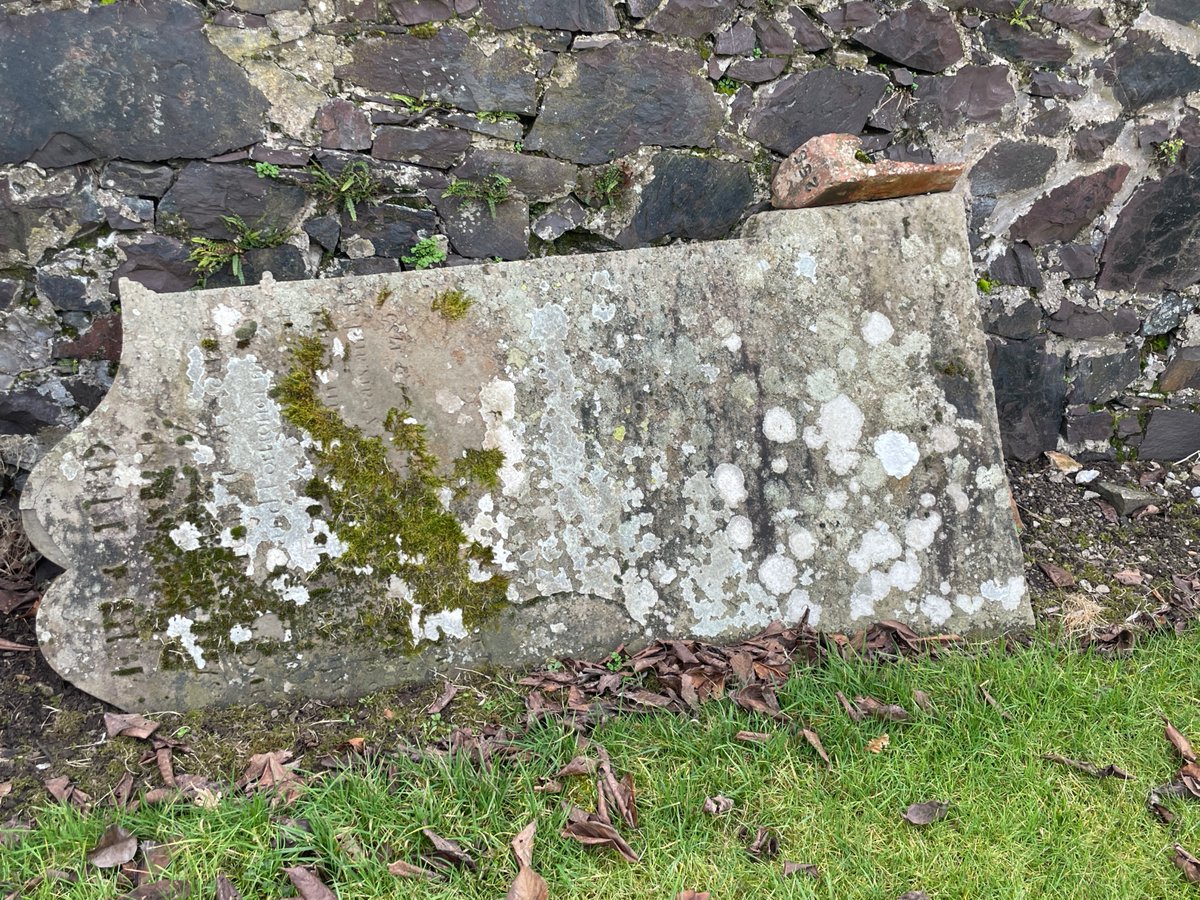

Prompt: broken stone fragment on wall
[22,194,1030,711]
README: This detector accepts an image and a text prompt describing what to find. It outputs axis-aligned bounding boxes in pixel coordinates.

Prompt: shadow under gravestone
[20,194,1030,712]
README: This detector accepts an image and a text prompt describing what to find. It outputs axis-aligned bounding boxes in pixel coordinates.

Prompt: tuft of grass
[442,173,513,219]
[1008,0,1035,28]
[431,288,473,321]
[306,161,382,223]
[187,215,291,286]
[1156,138,1185,167]
[402,236,447,270]
[6,631,1200,897]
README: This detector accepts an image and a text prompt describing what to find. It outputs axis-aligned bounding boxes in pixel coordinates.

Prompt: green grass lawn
[5,631,1200,898]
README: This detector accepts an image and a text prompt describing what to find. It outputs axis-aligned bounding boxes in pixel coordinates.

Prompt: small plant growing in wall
[402,236,447,270]
[188,215,291,286]
[715,76,739,96]
[1156,138,1185,167]
[307,160,382,222]
[442,173,513,219]
[253,161,280,179]
[588,164,627,208]
[1008,0,1035,29]
[431,288,473,321]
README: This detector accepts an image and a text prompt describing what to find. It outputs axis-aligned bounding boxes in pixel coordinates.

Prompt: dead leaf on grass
[898,892,931,900]
[1044,450,1081,472]
[104,713,160,741]
[0,637,32,651]
[111,772,136,810]
[121,879,190,899]
[561,807,639,863]
[979,684,1012,720]
[284,866,336,900]
[799,726,831,767]
[731,683,782,719]
[902,801,948,826]
[1038,562,1076,588]
[1043,753,1131,780]
[0,782,10,801]
[1165,718,1197,763]
[426,681,459,715]
[238,751,303,803]
[386,860,443,881]
[735,730,771,744]
[422,828,477,870]
[44,776,90,810]
[836,690,863,722]
[783,861,820,878]
[555,756,596,778]
[214,874,244,900]
[855,696,909,722]
[702,795,734,816]
[912,690,933,713]
[1113,569,1144,586]
[745,826,780,860]
[87,823,139,868]
[1173,844,1200,883]
[1097,501,1119,524]
[505,821,548,900]
[866,733,890,754]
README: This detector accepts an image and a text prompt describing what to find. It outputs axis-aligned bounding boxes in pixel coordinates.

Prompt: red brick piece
[771,133,964,209]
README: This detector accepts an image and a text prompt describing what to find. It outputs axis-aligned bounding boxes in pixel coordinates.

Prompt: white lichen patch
[713,463,748,507]
[788,528,816,561]
[981,576,1026,611]
[228,624,253,645]
[803,394,863,475]
[873,431,920,479]
[725,515,754,550]
[166,614,206,669]
[848,522,902,574]
[763,406,797,443]
[793,253,818,283]
[168,521,202,551]
[758,553,798,595]
[411,607,467,643]
[211,304,243,336]
[861,311,894,346]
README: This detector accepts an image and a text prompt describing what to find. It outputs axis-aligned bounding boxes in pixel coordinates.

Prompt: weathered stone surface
[434,193,530,259]
[726,57,788,83]
[639,0,735,39]
[987,300,1042,340]
[714,21,755,55]
[1040,4,1113,41]
[754,18,793,56]
[390,0,456,23]
[111,236,196,295]
[772,134,963,209]
[1094,482,1159,516]
[453,149,577,201]
[988,243,1044,290]
[1073,121,1123,162]
[337,30,538,115]
[531,197,588,241]
[0,308,57,393]
[315,99,373,152]
[853,1,963,73]
[525,42,723,164]
[821,1,881,30]
[788,7,833,51]
[1138,410,1200,461]
[1009,165,1129,247]
[55,315,122,364]
[617,152,752,248]
[1070,345,1140,404]
[969,141,1057,196]
[912,65,1014,130]
[480,0,619,31]
[372,126,472,169]
[1048,300,1137,338]
[22,194,1028,710]
[1098,154,1200,292]
[157,163,309,241]
[303,216,342,253]
[1102,34,1200,112]
[988,336,1066,460]
[0,388,65,436]
[1027,72,1085,100]
[0,168,102,269]
[1064,411,1112,444]
[1144,294,1195,336]
[1149,0,1200,25]
[0,0,268,165]
[980,20,1072,68]
[100,163,176,200]
[339,204,438,259]
[1160,348,1200,393]
[746,69,889,155]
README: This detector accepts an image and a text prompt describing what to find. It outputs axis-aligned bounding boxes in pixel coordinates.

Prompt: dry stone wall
[2,0,1200,493]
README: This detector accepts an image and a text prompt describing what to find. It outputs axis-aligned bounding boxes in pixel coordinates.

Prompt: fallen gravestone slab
[21,194,1029,711]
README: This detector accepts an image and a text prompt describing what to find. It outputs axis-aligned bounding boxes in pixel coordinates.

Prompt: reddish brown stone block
[771,133,964,209]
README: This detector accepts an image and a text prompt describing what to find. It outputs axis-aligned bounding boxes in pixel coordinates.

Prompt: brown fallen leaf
[912,690,933,713]
[1165,718,1197,763]
[855,696,909,722]
[731,683,783,719]
[43,776,90,809]
[121,879,191,899]
[1113,569,1144,586]
[1045,450,1082,472]
[104,713,161,741]
[979,684,1012,720]
[1097,500,1119,524]
[238,750,303,804]
[111,772,136,810]
[902,801,948,826]
[836,690,863,722]
[0,782,10,801]
[426,681,459,715]
[87,824,139,868]
[554,756,596,778]
[735,730,772,744]
[561,809,639,863]
[386,860,442,881]
[865,733,890,754]
[783,861,820,878]
[1043,753,1132,780]
[1174,844,1200,883]
[284,866,336,900]
[800,727,831,768]
[0,637,32,651]
[702,795,734,816]
[214,874,244,900]
[1038,562,1076,588]
[745,826,780,860]
[422,828,477,870]
[505,821,548,900]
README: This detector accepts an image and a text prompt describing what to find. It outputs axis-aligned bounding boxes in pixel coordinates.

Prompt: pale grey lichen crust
[21,195,1030,711]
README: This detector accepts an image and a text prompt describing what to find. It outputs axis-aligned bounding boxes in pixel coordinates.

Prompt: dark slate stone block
[1143,293,1195,336]
[452,148,577,201]
[390,0,456,23]
[753,18,793,56]
[434,193,529,260]
[0,388,63,435]
[617,152,753,248]
[337,29,538,114]
[104,197,156,231]
[206,245,308,287]
[820,1,880,30]
[1159,348,1200,393]
[0,0,268,164]
[746,68,888,155]
[1025,104,1072,139]
[911,65,1014,130]
[111,235,197,294]
[0,167,103,268]
[1070,346,1140,404]
[54,314,122,363]
[1055,244,1098,279]
[1040,4,1113,41]
[726,56,787,83]
[988,243,1044,289]
[1098,154,1200,292]
[787,7,832,52]
[980,19,1072,68]
[969,141,1057,196]
[714,22,756,55]
[1073,120,1123,162]
[525,42,724,164]
[35,273,94,312]
[101,162,176,199]
[479,0,618,31]
[303,215,342,252]
[157,162,309,240]
[1047,299,1139,338]
[230,0,302,11]
[987,299,1042,340]
[1009,165,1129,247]
[1138,409,1200,460]
[1102,33,1200,112]
[988,336,1067,461]
[640,0,737,39]
[372,126,472,169]
[531,196,588,241]
[0,278,24,310]
[1148,0,1200,26]
[340,204,438,258]
[1064,411,1113,444]
[1027,72,1085,100]
[315,99,372,152]
[852,0,963,73]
